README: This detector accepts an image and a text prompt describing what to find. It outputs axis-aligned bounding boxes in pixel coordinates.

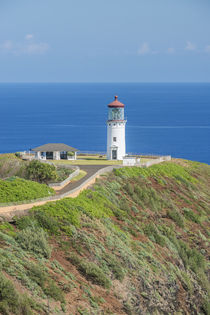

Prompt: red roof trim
[108,95,124,108]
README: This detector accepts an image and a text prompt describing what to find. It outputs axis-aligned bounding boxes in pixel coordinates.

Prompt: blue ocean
[0,83,209,164]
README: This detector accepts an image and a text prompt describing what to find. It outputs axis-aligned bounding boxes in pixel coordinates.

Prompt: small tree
[67,151,75,157]
[26,160,57,183]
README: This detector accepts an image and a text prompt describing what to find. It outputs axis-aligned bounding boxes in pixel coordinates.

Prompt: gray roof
[32,143,78,152]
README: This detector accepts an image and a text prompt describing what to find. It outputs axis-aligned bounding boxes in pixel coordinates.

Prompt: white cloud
[0,36,49,55]
[25,34,34,40]
[167,47,175,54]
[1,40,13,51]
[138,42,150,55]
[185,41,196,51]
[205,45,210,53]
[24,42,49,54]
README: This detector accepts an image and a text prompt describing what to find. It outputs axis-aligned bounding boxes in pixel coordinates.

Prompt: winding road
[56,165,108,195]
[0,156,170,221]
[0,164,116,221]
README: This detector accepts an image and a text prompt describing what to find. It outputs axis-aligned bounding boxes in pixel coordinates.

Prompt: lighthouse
[107,96,126,160]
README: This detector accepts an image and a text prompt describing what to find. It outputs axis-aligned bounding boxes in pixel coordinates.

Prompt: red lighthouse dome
[108,96,124,108]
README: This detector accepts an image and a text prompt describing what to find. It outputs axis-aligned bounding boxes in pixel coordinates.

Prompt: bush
[183,208,200,224]
[68,254,111,288]
[124,183,134,195]
[15,225,52,258]
[34,211,60,234]
[167,208,184,228]
[0,273,33,315]
[103,253,125,281]
[0,177,54,203]
[27,263,64,302]
[26,160,57,183]
[143,223,166,247]
[15,216,37,230]
[173,239,206,274]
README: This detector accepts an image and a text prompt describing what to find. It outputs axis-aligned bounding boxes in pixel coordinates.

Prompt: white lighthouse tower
[107,96,126,160]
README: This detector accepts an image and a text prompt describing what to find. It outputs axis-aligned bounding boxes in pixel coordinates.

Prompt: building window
[113,137,117,142]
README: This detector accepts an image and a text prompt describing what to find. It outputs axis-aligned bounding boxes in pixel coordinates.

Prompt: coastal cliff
[0,159,209,315]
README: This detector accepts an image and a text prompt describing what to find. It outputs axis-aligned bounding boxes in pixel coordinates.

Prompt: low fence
[57,165,123,199]
[141,155,171,168]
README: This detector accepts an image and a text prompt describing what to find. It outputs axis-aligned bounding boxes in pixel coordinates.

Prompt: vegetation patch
[26,160,57,183]
[0,272,37,315]
[0,177,54,203]
[15,225,52,258]
[67,253,111,288]
[0,159,209,314]
[114,161,197,183]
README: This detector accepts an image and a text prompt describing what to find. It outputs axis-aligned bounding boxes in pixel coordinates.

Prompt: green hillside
[0,177,55,204]
[0,159,209,314]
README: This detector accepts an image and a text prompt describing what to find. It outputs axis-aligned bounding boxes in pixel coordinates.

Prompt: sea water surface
[0,83,209,164]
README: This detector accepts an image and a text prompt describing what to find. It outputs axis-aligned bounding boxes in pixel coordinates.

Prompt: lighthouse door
[112,150,117,160]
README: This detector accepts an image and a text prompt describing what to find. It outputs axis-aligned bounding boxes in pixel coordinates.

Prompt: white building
[107,96,126,160]
[123,156,141,166]
[32,143,78,160]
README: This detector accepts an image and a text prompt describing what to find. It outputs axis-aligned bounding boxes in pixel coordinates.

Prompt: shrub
[34,211,60,234]
[15,216,37,230]
[0,177,54,203]
[32,198,81,232]
[103,253,125,281]
[183,208,200,224]
[15,225,52,258]
[27,263,64,302]
[119,199,131,213]
[0,272,33,315]
[114,162,197,184]
[26,160,57,183]
[15,152,21,158]
[67,254,111,288]
[143,223,166,247]
[124,183,134,196]
[44,279,64,302]
[201,297,210,315]
[167,208,184,228]
[55,167,73,182]
[174,239,206,274]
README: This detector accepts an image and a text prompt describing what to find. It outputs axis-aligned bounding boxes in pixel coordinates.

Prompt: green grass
[53,167,74,182]
[0,177,54,203]
[67,253,111,288]
[71,170,87,181]
[0,272,35,315]
[0,160,209,314]
[52,156,152,165]
[114,161,197,183]
[52,159,122,165]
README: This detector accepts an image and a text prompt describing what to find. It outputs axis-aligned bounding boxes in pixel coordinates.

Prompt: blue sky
[0,0,210,82]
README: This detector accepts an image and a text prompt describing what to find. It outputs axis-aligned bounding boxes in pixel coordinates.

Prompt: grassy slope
[0,153,74,184]
[0,154,26,178]
[0,177,55,203]
[0,159,209,315]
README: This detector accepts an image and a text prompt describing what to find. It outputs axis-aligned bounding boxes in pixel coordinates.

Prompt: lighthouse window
[113,137,117,142]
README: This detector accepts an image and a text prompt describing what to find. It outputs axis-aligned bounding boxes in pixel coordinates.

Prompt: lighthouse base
[107,120,126,161]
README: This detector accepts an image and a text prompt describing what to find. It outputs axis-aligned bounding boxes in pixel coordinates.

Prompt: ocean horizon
[0,83,209,164]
